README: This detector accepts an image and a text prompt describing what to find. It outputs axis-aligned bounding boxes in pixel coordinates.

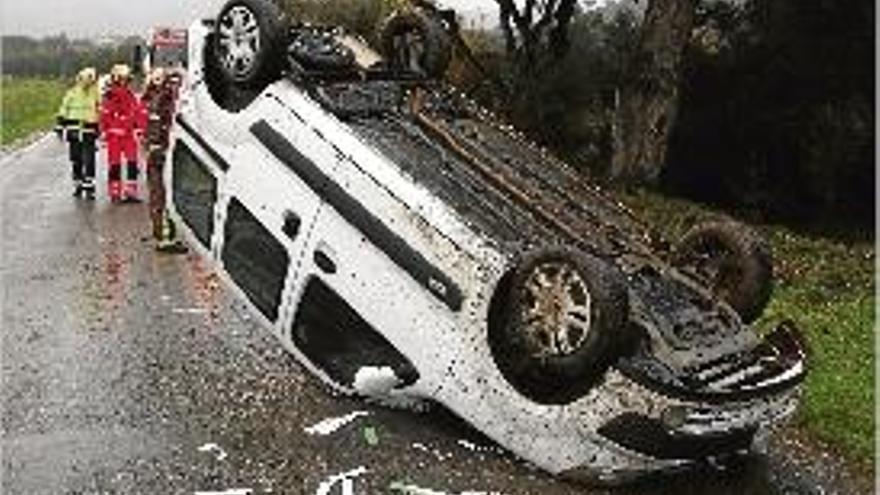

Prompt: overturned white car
[166,0,807,483]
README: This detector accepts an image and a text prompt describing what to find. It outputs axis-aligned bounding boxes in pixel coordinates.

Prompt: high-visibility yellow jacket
[57,84,100,131]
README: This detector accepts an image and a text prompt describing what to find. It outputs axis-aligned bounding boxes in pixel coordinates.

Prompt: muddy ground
[0,135,871,494]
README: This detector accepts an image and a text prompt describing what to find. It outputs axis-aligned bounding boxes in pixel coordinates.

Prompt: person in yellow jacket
[56,67,100,199]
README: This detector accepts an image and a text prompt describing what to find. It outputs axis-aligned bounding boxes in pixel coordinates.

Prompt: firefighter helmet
[110,64,132,82]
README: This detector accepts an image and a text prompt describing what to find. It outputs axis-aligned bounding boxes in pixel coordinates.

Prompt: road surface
[0,136,868,494]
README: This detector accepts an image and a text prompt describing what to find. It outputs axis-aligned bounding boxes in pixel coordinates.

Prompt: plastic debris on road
[389,481,505,495]
[412,442,454,462]
[316,466,368,495]
[304,411,371,436]
[172,307,209,314]
[197,442,228,461]
[457,439,504,455]
[352,366,401,395]
[194,489,252,495]
[363,425,379,446]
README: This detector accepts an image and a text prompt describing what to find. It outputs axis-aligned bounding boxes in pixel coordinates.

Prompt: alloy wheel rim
[218,5,261,78]
[519,261,592,357]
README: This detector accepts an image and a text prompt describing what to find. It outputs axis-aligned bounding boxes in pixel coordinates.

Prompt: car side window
[172,142,217,248]
[222,198,290,322]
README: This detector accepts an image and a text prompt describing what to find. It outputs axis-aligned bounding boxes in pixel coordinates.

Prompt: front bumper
[564,322,806,485]
[682,321,808,399]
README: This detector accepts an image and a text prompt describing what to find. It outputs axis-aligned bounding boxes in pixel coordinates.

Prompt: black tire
[212,0,288,89]
[379,9,451,79]
[288,29,356,72]
[673,220,773,323]
[489,248,630,404]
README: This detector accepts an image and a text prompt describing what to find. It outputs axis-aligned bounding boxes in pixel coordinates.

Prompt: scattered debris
[363,425,379,446]
[304,411,371,436]
[197,442,228,461]
[411,442,454,462]
[389,481,505,495]
[316,466,368,495]
[353,366,401,395]
[456,439,504,455]
[389,482,446,495]
[172,307,209,315]
[194,489,252,495]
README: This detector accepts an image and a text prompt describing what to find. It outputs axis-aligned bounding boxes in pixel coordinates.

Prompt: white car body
[165,19,805,483]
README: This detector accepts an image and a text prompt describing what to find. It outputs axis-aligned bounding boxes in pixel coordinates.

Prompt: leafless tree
[494,0,578,68]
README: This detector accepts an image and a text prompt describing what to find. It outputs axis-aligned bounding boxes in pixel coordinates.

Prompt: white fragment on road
[457,439,480,452]
[352,366,401,396]
[316,466,368,495]
[389,483,505,495]
[456,439,504,455]
[411,442,453,462]
[304,411,370,436]
[389,482,447,495]
[197,442,228,461]
[194,489,252,495]
[172,307,209,314]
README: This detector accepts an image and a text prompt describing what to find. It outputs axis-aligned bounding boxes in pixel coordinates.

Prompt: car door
[217,91,337,336]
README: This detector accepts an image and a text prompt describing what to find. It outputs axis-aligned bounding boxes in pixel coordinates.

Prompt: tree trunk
[610,0,696,186]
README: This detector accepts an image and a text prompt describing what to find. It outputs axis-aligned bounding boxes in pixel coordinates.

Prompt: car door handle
[313,249,337,274]
[282,210,300,240]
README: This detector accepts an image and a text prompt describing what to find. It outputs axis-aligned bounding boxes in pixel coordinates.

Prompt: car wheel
[489,248,630,405]
[673,220,773,324]
[213,0,288,89]
[379,9,451,79]
[289,29,356,71]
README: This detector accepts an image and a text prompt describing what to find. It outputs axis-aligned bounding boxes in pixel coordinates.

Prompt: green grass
[1,77,68,145]
[620,189,875,468]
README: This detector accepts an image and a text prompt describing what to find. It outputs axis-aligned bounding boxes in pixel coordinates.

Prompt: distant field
[1,77,67,145]
[622,190,875,471]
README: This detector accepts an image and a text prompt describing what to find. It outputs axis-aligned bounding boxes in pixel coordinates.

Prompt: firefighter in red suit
[100,64,147,203]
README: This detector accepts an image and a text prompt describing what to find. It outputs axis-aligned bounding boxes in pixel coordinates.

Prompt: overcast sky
[1,0,499,38]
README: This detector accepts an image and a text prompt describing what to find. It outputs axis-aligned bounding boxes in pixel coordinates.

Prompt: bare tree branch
[493,0,576,63]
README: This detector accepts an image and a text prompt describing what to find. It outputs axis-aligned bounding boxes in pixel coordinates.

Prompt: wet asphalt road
[1,136,870,495]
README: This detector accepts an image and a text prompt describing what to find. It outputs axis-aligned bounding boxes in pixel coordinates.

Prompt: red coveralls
[100,83,147,202]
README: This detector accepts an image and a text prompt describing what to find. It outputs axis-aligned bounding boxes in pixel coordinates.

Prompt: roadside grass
[620,189,875,469]
[1,77,68,145]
